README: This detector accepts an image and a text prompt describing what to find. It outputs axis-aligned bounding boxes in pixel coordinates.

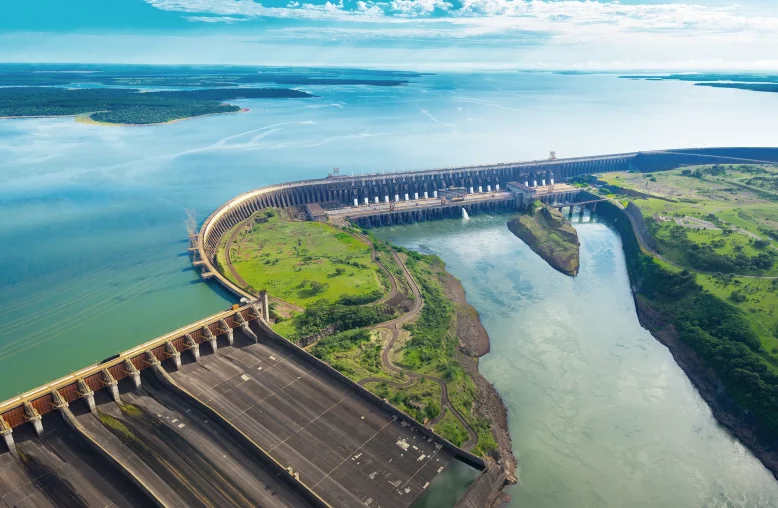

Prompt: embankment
[596,199,778,480]
[440,271,518,479]
[507,206,580,277]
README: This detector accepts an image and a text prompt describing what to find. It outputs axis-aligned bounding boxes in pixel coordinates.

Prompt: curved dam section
[196,147,778,295]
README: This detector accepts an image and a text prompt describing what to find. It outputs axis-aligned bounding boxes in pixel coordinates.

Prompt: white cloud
[185,16,250,23]
[144,0,778,44]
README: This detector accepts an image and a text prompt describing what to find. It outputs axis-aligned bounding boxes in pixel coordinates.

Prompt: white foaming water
[462,207,469,219]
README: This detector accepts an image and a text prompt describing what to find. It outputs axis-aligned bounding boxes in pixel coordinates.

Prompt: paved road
[614,198,778,280]
[358,246,479,451]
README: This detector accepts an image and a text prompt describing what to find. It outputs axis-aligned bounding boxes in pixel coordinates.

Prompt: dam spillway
[0,299,484,507]
[4,146,778,507]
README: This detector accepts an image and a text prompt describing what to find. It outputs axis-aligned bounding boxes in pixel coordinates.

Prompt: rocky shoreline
[507,207,580,277]
[440,271,518,481]
[634,297,778,481]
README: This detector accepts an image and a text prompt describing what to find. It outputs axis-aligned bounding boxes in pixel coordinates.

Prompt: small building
[506,181,537,199]
[305,203,328,222]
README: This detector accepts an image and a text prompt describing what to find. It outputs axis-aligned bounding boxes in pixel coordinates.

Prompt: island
[507,201,580,276]
[620,73,778,95]
[217,210,518,481]
[0,87,313,125]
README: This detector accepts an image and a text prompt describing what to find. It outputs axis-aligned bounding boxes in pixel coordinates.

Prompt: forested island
[620,73,778,94]
[0,64,424,125]
[0,87,313,125]
[507,202,580,276]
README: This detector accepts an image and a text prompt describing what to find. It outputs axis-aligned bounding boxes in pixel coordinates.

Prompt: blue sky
[2,0,777,69]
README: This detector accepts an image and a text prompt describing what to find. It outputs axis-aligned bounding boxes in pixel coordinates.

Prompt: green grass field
[600,164,778,367]
[219,214,386,307]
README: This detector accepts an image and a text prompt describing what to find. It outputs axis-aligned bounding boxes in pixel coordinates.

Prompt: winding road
[611,197,778,280]
[358,247,479,451]
[223,217,479,451]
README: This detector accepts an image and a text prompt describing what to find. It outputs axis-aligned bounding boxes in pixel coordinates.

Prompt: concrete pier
[124,359,141,388]
[184,333,200,362]
[0,416,13,452]
[102,368,121,403]
[24,402,43,437]
[166,341,182,370]
[203,325,218,353]
[219,319,234,345]
[79,378,96,413]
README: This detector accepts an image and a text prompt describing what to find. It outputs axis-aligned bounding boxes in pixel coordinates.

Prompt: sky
[2,0,778,70]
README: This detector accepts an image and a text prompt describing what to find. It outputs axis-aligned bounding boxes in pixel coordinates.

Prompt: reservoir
[3,70,778,505]
[378,214,778,507]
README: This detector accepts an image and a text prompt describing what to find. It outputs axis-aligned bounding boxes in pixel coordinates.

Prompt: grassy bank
[597,197,778,437]
[506,202,580,276]
[219,213,387,307]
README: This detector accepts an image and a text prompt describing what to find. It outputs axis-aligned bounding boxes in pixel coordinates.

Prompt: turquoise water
[378,213,778,507]
[2,70,778,504]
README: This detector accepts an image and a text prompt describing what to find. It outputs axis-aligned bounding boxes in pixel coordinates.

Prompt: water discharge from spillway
[461,208,469,220]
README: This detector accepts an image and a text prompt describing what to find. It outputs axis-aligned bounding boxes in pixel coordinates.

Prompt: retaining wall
[253,320,486,470]
[454,462,507,508]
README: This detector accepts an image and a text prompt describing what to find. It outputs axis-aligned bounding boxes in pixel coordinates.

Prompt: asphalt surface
[169,327,454,508]
[0,411,151,508]
[72,372,311,508]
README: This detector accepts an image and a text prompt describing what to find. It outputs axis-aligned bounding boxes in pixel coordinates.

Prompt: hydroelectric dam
[2,147,778,508]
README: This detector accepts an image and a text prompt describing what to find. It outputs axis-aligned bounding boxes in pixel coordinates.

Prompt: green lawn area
[599,164,778,369]
[433,412,469,447]
[219,214,386,307]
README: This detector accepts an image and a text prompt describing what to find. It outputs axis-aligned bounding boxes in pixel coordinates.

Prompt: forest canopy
[0,87,313,124]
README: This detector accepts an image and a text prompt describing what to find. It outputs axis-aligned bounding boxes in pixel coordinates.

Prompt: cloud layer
[146,0,778,44]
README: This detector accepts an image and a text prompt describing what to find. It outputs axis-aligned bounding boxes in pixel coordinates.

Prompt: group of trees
[310,329,372,364]
[658,224,776,273]
[599,200,778,433]
[289,299,393,341]
[0,86,311,124]
[401,255,458,368]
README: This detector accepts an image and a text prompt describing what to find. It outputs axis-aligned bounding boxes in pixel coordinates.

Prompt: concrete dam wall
[196,147,778,294]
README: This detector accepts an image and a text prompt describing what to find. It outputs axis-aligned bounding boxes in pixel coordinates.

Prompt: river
[3,69,778,505]
[378,213,778,507]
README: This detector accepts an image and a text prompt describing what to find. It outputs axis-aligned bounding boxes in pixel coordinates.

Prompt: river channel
[4,70,778,505]
[378,213,778,507]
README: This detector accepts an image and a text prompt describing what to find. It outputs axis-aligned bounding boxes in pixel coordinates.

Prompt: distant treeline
[0,67,415,88]
[620,73,778,95]
[0,87,312,124]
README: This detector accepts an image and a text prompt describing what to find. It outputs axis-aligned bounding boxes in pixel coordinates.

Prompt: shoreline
[440,270,518,481]
[635,294,778,480]
[0,108,251,126]
[600,201,778,481]
[74,108,251,127]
